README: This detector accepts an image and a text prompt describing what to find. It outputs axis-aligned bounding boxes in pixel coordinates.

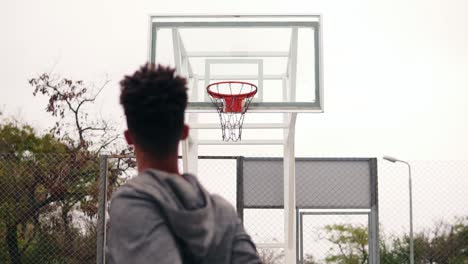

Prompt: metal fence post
[370,158,380,264]
[97,155,108,264]
[298,211,304,264]
[236,156,244,222]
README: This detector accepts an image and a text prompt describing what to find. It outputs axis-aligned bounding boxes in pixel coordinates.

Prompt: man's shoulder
[110,172,156,201]
[109,181,139,202]
[108,175,158,215]
[210,194,233,209]
[209,194,240,223]
[108,182,165,227]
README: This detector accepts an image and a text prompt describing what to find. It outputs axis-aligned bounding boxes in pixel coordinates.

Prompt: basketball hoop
[206,81,257,141]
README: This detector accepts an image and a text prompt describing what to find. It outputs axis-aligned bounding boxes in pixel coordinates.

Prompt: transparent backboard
[149,15,323,113]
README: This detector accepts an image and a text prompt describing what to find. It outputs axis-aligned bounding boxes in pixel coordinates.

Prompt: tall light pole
[383,156,414,264]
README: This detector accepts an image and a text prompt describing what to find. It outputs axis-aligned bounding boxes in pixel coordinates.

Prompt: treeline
[1,73,131,264]
[259,217,468,264]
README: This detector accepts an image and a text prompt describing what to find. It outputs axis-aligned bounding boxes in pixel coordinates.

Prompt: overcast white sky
[1,0,468,160]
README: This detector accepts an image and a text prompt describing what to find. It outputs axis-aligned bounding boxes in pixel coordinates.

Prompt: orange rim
[206,81,257,99]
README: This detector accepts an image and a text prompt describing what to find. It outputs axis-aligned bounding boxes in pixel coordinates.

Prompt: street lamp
[383,156,414,264]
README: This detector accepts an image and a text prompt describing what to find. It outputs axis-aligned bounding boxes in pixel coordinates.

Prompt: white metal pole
[402,161,414,264]
[284,113,297,264]
[383,156,414,264]
[288,28,298,103]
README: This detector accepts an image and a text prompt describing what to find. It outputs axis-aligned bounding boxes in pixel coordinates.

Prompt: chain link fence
[300,213,370,264]
[0,153,100,264]
[376,160,468,264]
[1,154,467,263]
[298,160,468,264]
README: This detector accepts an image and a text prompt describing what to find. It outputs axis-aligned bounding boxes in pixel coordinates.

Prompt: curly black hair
[120,63,188,157]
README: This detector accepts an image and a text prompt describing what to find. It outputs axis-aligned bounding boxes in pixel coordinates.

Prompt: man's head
[120,63,188,158]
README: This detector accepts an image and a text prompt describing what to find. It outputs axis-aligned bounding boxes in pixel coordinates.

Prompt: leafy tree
[0,122,97,263]
[258,248,284,264]
[384,217,468,264]
[322,224,369,264]
[304,254,320,264]
[319,219,468,264]
[378,233,402,264]
[453,217,468,262]
[0,73,132,263]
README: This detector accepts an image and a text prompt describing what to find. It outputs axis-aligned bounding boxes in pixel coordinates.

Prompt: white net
[207,81,257,141]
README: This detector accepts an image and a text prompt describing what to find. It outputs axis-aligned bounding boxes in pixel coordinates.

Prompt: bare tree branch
[45,82,77,114]
[97,134,121,153]
[76,79,109,111]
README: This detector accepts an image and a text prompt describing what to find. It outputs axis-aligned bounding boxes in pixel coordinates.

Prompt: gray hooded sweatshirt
[106,169,262,264]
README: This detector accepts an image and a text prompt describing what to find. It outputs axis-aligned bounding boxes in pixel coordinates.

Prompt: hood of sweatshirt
[123,169,222,259]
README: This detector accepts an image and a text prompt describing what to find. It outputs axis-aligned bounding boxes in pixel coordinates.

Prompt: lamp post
[383,156,414,264]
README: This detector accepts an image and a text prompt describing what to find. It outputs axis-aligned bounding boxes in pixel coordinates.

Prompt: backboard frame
[148,14,324,113]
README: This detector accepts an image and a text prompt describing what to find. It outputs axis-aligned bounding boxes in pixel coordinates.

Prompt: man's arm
[231,222,263,264]
[106,190,182,264]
